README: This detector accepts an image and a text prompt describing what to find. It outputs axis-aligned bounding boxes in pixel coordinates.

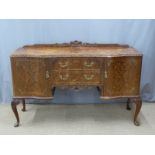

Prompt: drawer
[52,70,101,85]
[52,70,80,84]
[52,58,100,70]
[53,59,80,69]
[81,70,100,84]
[82,59,100,69]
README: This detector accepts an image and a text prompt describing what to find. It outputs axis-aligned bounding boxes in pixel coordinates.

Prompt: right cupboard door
[103,56,142,97]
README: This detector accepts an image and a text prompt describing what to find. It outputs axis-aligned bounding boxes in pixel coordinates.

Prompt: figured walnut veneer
[10,41,143,127]
[11,44,142,99]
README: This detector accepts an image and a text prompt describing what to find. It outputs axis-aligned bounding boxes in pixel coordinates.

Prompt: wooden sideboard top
[11,41,142,58]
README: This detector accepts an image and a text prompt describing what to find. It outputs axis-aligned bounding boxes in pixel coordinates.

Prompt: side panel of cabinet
[11,57,51,97]
[103,56,142,97]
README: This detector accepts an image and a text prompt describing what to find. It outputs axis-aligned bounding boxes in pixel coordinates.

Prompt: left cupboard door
[11,57,50,98]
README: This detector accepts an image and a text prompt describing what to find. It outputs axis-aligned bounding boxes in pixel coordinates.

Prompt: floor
[0,102,155,134]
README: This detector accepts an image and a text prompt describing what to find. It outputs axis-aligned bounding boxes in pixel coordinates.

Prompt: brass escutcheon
[45,71,50,79]
[104,70,108,78]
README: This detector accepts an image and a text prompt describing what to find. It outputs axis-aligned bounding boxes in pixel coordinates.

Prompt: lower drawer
[52,70,101,85]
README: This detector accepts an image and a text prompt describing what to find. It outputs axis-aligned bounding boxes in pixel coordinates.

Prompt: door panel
[104,56,142,97]
[11,57,49,97]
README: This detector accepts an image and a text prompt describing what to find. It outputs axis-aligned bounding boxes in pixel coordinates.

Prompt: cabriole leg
[21,98,26,112]
[126,98,131,110]
[134,97,142,126]
[11,99,20,127]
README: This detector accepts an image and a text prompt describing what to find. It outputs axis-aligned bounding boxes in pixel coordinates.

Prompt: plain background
[0,19,155,104]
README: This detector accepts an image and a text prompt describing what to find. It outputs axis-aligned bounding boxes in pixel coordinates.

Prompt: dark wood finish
[126,98,131,110]
[10,41,143,127]
[134,97,142,126]
[11,98,26,127]
[21,99,26,112]
[11,99,20,127]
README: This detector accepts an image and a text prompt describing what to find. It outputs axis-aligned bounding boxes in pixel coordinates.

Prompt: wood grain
[10,41,143,127]
[11,42,142,99]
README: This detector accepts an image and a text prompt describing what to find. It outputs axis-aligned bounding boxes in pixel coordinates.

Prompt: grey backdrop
[0,19,155,104]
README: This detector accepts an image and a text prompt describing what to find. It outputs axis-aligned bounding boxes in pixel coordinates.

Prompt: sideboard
[10,41,143,127]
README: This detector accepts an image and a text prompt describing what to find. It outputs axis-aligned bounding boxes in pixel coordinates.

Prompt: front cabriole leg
[134,97,142,126]
[11,99,20,127]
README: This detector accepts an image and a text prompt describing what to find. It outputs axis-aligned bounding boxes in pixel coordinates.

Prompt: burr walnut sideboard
[10,41,143,127]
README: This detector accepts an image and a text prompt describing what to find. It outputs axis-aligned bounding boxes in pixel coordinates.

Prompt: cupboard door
[104,56,142,97]
[11,57,49,97]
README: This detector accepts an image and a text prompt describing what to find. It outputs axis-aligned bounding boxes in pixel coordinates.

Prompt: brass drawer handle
[84,61,94,67]
[59,73,69,80]
[84,74,94,80]
[58,61,69,68]
[45,71,50,79]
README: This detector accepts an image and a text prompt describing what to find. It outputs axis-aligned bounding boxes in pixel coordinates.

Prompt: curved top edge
[23,40,130,48]
[10,41,143,57]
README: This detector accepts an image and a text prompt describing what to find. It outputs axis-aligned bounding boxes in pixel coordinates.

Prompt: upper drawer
[51,58,101,70]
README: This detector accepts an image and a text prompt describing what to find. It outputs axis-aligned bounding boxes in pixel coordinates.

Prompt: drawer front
[52,58,100,70]
[52,70,101,85]
[52,70,81,84]
[82,59,100,69]
[81,70,100,84]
